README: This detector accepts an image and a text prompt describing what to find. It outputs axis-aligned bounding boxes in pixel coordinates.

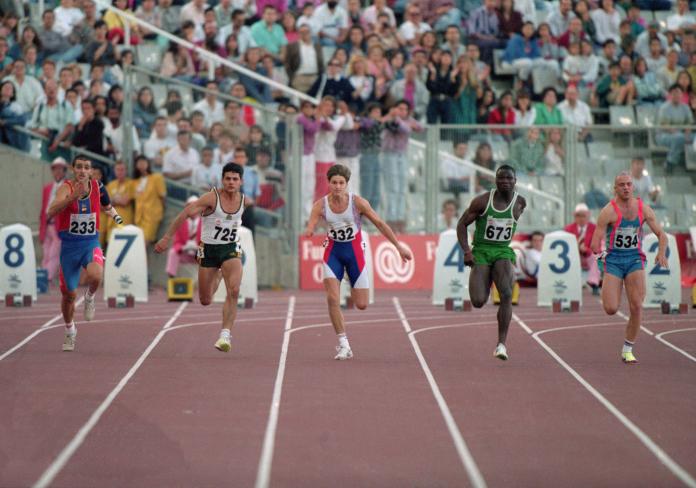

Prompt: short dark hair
[530,230,544,239]
[496,164,516,177]
[222,162,244,179]
[94,20,107,29]
[327,164,351,182]
[72,155,91,166]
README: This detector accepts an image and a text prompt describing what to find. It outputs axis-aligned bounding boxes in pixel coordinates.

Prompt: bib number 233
[69,214,96,235]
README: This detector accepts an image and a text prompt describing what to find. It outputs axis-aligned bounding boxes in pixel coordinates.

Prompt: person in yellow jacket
[104,161,135,244]
[133,155,166,244]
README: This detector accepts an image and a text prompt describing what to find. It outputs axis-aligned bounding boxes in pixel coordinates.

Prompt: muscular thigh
[469,264,492,301]
[623,269,646,307]
[220,257,243,291]
[491,259,514,292]
[198,266,221,299]
[601,273,624,311]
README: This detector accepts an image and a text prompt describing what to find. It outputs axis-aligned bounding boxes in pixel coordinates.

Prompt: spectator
[193,81,225,129]
[214,130,236,165]
[216,9,256,55]
[389,62,429,122]
[509,126,546,175]
[255,147,285,214]
[335,104,360,193]
[163,130,200,184]
[399,4,431,47]
[37,10,84,63]
[261,54,289,103]
[313,96,349,199]
[645,37,666,74]
[308,57,353,103]
[166,195,202,278]
[250,5,287,61]
[29,79,73,161]
[0,37,12,79]
[244,124,272,165]
[667,0,696,37]
[103,0,142,44]
[438,198,460,231]
[160,40,196,83]
[343,24,366,58]
[285,21,323,93]
[516,230,544,282]
[348,55,375,114]
[310,0,348,47]
[535,23,562,79]
[467,0,507,65]
[39,157,68,283]
[513,89,536,127]
[221,100,250,144]
[487,90,515,140]
[657,50,681,92]
[472,141,497,190]
[0,80,28,150]
[656,84,694,173]
[381,99,423,232]
[676,71,693,104]
[591,0,621,45]
[366,44,393,101]
[133,154,166,245]
[133,87,159,140]
[544,127,565,175]
[9,26,42,62]
[497,0,523,40]
[558,84,593,142]
[159,0,183,34]
[85,20,121,66]
[296,100,321,222]
[595,61,635,107]
[104,161,135,243]
[177,117,206,153]
[180,0,207,28]
[597,39,619,77]
[4,58,44,116]
[213,0,235,27]
[557,17,586,50]
[362,0,396,30]
[192,146,223,191]
[625,5,646,38]
[547,0,576,38]
[440,25,466,60]
[356,102,383,211]
[635,21,668,60]
[71,98,105,157]
[562,42,586,86]
[633,57,665,105]
[416,30,438,58]
[134,0,161,40]
[564,203,600,295]
[144,116,176,167]
[502,21,541,86]
[466,43,492,88]
[54,0,85,38]
[678,30,695,68]
[477,87,496,124]
[579,39,600,89]
[104,104,140,161]
[630,156,660,204]
[574,0,598,46]
[233,146,259,234]
[534,87,563,125]
[425,50,457,124]
[440,139,474,196]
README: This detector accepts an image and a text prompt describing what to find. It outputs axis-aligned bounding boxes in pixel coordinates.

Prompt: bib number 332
[329,226,355,242]
[485,217,513,242]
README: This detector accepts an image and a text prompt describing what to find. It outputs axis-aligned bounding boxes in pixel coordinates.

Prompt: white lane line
[655,328,696,363]
[255,296,295,488]
[32,301,189,488]
[512,313,533,334]
[393,297,487,488]
[0,297,84,362]
[512,315,696,488]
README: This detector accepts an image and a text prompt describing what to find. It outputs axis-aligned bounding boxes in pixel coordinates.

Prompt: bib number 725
[213,226,237,242]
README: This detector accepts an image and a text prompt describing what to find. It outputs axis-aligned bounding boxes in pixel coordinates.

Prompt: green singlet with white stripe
[471,190,519,265]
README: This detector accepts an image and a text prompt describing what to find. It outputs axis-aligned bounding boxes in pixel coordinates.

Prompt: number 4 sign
[0,223,37,301]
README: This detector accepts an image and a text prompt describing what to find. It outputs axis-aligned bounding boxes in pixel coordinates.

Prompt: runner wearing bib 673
[591,171,667,364]
[156,162,246,353]
[456,165,526,361]
[305,164,412,360]
[46,155,124,352]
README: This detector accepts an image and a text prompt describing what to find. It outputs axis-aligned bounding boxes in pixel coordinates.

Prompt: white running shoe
[84,292,96,321]
[215,336,231,352]
[334,345,353,360]
[494,343,508,361]
[62,332,76,352]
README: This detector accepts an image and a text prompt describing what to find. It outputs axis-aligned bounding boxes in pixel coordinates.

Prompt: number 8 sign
[537,230,582,307]
[0,223,37,301]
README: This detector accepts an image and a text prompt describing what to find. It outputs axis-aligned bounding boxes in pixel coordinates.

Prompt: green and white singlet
[471,190,519,265]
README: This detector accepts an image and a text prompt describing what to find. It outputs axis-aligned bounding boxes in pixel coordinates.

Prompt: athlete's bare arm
[513,195,527,220]
[642,204,669,268]
[304,200,324,237]
[46,181,82,219]
[590,204,616,255]
[456,193,488,265]
[154,192,216,253]
[355,196,412,262]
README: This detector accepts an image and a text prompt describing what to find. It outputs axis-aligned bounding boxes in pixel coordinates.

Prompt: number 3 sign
[537,230,583,307]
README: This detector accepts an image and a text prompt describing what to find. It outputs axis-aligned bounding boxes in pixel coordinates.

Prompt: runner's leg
[623,269,646,343]
[601,273,624,315]
[469,264,492,308]
[491,259,515,345]
[220,258,243,331]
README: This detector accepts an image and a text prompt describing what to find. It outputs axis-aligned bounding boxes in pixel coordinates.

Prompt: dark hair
[394,98,411,111]
[222,162,244,178]
[94,19,107,29]
[0,80,16,102]
[530,230,544,239]
[327,164,351,182]
[72,154,91,166]
[496,164,516,177]
[442,198,459,210]
[133,155,151,178]
[540,87,557,100]
[603,39,616,48]
[669,83,682,92]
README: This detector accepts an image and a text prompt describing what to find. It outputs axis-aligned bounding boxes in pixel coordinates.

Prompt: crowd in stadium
[1,0,695,239]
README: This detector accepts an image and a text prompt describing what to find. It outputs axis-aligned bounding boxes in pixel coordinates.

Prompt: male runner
[591,171,667,364]
[456,165,526,360]
[155,162,246,352]
[46,155,123,352]
[305,164,412,360]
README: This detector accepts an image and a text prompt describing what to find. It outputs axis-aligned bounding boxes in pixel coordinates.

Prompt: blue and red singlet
[603,198,645,279]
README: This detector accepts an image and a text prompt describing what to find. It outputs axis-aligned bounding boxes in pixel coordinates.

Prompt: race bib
[68,213,97,235]
[484,217,513,242]
[211,220,240,244]
[614,226,639,249]
[328,223,357,242]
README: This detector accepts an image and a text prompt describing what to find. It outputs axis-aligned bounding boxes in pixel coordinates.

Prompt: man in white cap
[564,202,600,294]
[39,157,68,283]
[165,195,202,278]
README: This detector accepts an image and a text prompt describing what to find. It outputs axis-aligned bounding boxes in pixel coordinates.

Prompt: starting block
[552,299,579,313]
[491,282,520,306]
[661,302,689,314]
[107,294,135,308]
[5,293,32,307]
[167,278,194,301]
[692,285,696,308]
[238,297,254,309]
[444,297,472,311]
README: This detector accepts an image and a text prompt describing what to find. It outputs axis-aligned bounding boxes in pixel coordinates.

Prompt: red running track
[0,288,694,488]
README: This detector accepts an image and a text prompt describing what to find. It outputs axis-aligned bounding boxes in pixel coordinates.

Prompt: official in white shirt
[162,130,201,184]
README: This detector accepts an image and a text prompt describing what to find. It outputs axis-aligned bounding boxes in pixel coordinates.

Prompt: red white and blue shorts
[59,239,104,293]
[322,236,369,289]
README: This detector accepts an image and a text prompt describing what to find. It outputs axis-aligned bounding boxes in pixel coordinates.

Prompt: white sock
[65,322,76,336]
[338,333,349,348]
[622,340,634,354]
[220,329,231,339]
[85,289,95,300]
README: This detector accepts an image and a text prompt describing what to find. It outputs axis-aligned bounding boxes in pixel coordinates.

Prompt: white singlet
[324,192,362,242]
[201,188,245,245]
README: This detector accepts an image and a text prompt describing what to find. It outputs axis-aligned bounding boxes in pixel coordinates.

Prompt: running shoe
[494,343,508,361]
[621,351,638,364]
[334,345,353,360]
[84,292,96,321]
[62,332,76,352]
[215,336,231,352]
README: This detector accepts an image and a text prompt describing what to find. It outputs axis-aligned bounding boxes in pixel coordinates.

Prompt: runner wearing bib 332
[591,171,667,364]
[305,164,412,360]
[456,165,526,361]
[46,155,124,352]
[156,162,247,353]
